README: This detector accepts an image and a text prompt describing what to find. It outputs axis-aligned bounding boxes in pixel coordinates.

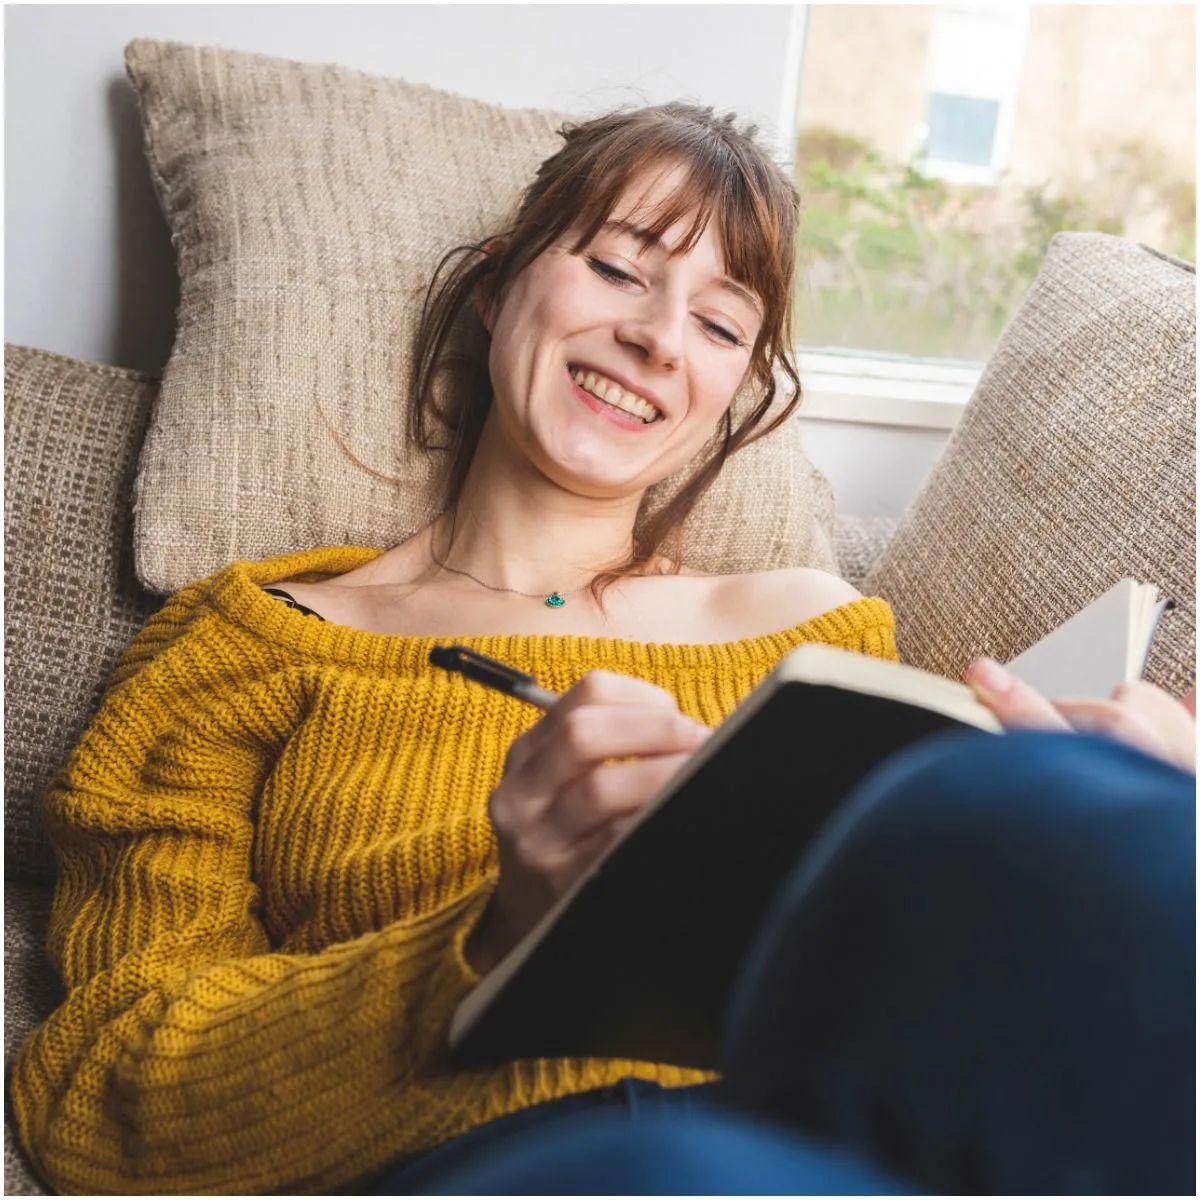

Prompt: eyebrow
[601,219,764,317]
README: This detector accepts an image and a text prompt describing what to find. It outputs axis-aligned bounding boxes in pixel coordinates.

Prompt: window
[789,3,1195,385]
[916,4,1029,184]
[924,93,1001,169]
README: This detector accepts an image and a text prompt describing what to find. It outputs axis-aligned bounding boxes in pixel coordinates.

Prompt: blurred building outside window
[920,4,1028,183]
[787,3,1196,427]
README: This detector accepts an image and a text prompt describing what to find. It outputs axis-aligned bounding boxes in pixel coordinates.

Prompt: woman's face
[483,164,765,500]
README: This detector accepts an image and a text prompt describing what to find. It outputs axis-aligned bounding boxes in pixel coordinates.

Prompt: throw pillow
[125,39,837,594]
[3,346,161,883]
[865,234,1196,697]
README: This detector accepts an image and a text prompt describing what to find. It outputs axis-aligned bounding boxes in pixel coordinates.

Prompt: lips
[567,367,660,431]
[567,363,663,423]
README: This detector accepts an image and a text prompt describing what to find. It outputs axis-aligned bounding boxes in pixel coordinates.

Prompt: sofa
[4,39,1195,1196]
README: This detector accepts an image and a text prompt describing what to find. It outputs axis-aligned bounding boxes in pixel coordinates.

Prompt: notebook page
[1004,580,1137,699]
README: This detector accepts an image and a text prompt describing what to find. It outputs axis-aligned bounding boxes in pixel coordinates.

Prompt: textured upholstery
[866,234,1195,696]
[4,347,161,884]
[125,38,838,595]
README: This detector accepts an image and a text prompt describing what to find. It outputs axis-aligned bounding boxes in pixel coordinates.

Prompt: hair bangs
[563,141,716,259]
[569,138,793,359]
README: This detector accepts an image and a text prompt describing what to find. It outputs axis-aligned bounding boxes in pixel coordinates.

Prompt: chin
[534,448,649,499]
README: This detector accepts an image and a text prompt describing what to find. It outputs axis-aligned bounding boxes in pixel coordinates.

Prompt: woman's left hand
[965,656,1196,775]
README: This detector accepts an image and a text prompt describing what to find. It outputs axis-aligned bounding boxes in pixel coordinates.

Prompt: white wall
[798,419,948,518]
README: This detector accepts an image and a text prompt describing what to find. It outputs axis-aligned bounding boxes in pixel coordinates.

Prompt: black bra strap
[264,587,327,622]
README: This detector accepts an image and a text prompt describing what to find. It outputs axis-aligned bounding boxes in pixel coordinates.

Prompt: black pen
[428,645,561,711]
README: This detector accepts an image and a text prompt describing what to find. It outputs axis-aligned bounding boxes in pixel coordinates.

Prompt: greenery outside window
[787,3,1195,422]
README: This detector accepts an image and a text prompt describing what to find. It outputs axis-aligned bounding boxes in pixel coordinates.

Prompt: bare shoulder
[713,566,865,636]
[260,539,425,613]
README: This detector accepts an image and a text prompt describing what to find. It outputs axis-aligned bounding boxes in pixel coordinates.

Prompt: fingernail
[971,657,1013,695]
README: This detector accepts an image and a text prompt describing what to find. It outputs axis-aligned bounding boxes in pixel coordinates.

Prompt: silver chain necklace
[433,560,591,609]
[430,513,600,608]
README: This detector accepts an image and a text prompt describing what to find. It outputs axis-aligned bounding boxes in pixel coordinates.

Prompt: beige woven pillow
[125,39,836,594]
[3,346,161,883]
[865,234,1196,697]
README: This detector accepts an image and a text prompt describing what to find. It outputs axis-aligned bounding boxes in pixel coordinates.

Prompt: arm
[11,601,495,1194]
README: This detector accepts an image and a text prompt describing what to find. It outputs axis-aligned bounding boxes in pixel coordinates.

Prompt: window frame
[792,349,979,430]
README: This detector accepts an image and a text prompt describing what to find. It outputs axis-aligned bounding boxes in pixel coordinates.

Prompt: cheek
[692,356,751,421]
[491,271,577,366]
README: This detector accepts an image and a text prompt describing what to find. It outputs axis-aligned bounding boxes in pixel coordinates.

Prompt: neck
[429,418,644,597]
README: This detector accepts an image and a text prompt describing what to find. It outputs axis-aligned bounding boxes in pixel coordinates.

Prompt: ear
[474,238,508,335]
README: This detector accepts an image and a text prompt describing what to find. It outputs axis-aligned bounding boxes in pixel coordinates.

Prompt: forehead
[604,161,728,262]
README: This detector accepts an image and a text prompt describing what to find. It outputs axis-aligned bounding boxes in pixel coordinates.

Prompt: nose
[614,288,686,370]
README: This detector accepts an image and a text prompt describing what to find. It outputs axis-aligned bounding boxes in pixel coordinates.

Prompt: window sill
[792,349,981,430]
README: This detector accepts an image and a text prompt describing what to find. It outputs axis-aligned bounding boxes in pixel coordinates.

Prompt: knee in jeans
[852,727,1155,835]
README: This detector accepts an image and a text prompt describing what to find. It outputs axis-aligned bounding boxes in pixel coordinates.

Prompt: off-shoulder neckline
[207,546,893,675]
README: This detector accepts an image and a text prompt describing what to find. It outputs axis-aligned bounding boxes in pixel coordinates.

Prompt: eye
[700,318,746,349]
[588,253,748,348]
[587,257,638,286]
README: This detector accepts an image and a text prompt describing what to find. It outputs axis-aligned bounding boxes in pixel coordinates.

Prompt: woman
[12,104,897,1194]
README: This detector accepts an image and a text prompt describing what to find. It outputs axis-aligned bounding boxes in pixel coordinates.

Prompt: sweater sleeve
[10,596,497,1195]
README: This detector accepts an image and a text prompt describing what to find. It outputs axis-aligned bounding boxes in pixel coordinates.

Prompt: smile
[568,366,663,424]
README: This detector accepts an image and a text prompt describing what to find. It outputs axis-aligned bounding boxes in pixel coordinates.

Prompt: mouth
[567,364,664,426]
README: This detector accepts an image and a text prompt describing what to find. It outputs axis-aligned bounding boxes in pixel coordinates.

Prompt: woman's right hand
[466,670,712,977]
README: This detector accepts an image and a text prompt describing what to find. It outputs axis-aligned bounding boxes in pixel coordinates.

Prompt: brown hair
[411,103,802,604]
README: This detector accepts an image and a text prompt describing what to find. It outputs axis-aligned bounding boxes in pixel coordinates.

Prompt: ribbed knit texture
[11,545,897,1195]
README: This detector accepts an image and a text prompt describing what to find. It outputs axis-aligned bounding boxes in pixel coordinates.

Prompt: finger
[534,751,695,848]
[964,657,1073,732]
[545,785,680,893]
[529,818,626,902]
[503,670,687,777]
[527,705,710,798]
[1182,687,1196,718]
[1107,683,1196,772]
[1056,695,1195,773]
[1113,681,1197,739]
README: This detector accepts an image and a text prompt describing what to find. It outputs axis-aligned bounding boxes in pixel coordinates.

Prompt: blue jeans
[370,731,1196,1195]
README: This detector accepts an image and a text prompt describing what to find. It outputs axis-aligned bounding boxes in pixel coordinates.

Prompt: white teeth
[570,367,659,424]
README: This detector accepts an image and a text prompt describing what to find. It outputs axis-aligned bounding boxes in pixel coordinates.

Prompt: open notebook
[449,579,1173,1070]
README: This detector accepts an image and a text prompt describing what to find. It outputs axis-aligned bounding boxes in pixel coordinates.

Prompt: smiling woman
[11,101,900,1196]
[408,105,806,609]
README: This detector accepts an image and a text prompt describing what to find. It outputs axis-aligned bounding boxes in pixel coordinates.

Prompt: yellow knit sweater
[12,546,898,1195]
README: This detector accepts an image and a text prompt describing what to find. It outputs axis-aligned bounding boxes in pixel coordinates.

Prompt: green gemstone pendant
[544,592,566,608]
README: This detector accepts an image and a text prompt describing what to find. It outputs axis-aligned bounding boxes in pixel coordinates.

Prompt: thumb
[965,657,1073,732]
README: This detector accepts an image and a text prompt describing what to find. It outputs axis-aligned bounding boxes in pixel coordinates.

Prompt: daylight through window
[791,3,1195,364]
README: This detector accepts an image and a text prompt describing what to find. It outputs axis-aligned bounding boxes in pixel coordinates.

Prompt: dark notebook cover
[450,682,974,1070]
